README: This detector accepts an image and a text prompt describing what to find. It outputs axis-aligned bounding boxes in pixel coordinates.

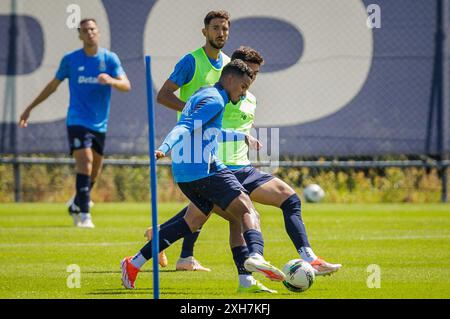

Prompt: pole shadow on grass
[84,269,178,274]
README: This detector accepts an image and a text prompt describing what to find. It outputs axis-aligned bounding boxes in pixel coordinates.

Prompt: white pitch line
[0,241,142,248]
[355,234,450,241]
[265,234,450,242]
[309,234,450,241]
[0,235,449,248]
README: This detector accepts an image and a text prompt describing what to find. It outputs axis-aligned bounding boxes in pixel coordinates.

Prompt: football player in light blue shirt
[121,60,287,290]
[19,18,131,228]
[157,82,245,183]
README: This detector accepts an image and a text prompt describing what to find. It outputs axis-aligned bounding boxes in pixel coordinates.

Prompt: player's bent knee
[249,209,261,228]
[183,211,208,232]
[74,150,94,175]
[227,193,252,215]
[275,179,296,201]
[280,193,302,214]
[76,163,93,175]
[229,220,242,233]
[282,188,296,200]
[238,192,256,210]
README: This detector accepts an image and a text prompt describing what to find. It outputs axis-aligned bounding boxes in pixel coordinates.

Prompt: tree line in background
[0,157,447,203]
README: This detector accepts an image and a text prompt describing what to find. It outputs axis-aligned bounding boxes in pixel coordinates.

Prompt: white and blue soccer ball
[282,259,315,292]
[303,184,325,203]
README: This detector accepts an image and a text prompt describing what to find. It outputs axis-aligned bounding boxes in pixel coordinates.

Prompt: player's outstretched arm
[97,73,131,92]
[245,134,263,150]
[157,96,224,156]
[220,130,262,150]
[155,150,165,160]
[156,79,185,112]
[19,77,61,128]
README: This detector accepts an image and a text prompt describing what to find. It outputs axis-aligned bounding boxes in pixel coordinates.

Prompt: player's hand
[97,73,113,85]
[245,134,263,150]
[19,109,31,128]
[155,150,165,160]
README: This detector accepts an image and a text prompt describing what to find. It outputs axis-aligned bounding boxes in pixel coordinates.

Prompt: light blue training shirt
[158,83,246,183]
[55,47,125,133]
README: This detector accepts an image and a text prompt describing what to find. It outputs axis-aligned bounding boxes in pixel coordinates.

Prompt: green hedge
[275,166,444,203]
[0,161,448,203]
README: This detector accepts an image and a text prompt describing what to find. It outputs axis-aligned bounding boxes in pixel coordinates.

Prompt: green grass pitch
[0,202,449,299]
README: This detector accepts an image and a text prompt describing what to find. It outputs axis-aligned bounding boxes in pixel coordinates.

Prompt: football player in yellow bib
[151,11,341,293]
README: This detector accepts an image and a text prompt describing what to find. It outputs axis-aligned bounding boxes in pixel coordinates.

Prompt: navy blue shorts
[177,168,248,215]
[233,166,274,194]
[67,125,106,156]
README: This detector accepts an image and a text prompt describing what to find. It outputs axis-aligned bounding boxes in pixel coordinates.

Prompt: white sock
[249,253,264,259]
[131,252,147,269]
[238,274,255,288]
[299,247,317,262]
[80,213,91,222]
[179,256,193,261]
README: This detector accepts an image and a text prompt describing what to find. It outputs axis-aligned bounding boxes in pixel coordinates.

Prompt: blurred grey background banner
[0,0,448,156]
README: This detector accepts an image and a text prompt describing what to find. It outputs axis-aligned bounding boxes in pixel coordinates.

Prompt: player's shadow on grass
[87,287,193,296]
[27,225,74,228]
[87,288,152,295]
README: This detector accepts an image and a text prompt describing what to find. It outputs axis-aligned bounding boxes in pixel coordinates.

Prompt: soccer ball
[282,259,315,292]
[303,184,325,203]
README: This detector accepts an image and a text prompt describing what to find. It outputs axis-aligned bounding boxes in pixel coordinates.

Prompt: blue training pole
[145,55,160,299]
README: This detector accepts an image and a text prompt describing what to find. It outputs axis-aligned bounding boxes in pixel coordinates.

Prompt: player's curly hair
[77,18,97,32]
[220,59,254,80]
[231,46,264,66]
[204,10,231,27]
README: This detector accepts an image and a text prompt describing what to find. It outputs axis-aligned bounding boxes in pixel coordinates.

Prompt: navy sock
[243,229,264,256]
[281,194,311,249]
[181,228,201,258]
[152,206,199,258]
[76,174,91,213]
[140,217,191,259]
[232,246,252,275]
[163,206,187,225]
[75,181,95,207]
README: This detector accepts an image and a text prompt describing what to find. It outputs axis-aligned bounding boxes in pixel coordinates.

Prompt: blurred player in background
[19,18,131,228]
[121,60,287,290]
